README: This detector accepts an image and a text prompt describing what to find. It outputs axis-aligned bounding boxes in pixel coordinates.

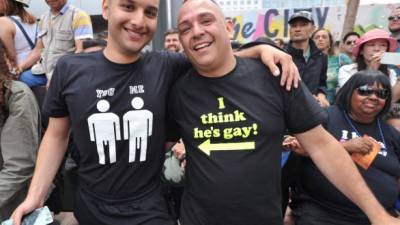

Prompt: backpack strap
[8,16,35,50]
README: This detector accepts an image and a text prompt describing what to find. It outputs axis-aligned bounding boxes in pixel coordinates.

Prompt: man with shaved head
[10,0,301,225]
[168,0,400,224]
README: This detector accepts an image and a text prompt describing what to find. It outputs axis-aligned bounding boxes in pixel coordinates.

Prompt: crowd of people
[1,0,400,225]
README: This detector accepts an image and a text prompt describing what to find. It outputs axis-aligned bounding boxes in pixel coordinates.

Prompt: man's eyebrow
[178,20,189,28]
[178,12,215,26]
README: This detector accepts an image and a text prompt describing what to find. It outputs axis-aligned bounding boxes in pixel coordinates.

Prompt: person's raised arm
[315,55,329,107]
[74,39,84,53]
[234,44,300,91]
[11,117,70,225]
[295,125,400,225]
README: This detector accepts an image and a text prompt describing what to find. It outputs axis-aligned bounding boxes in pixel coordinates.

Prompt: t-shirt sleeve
[37,15,46,38]
[318,54,328,95]
[164,51,191,82]
[284,82,327,134]
[386,124,400,161]
[166,85,182,142]
[339,53,353,66]
[72,10,93,40]
[42,58,69,118]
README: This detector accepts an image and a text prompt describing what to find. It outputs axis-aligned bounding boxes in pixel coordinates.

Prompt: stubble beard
[389,26,400,37]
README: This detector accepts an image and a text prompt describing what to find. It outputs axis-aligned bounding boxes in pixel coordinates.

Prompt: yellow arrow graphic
[198,139,255,156]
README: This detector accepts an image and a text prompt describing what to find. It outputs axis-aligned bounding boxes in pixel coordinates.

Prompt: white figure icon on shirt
[87,99,121,164]
[123,97,153,162]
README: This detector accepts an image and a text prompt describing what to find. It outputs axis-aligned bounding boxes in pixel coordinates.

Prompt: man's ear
[102,0,109,21]
[310,24,316,37]
[226,19,234,40]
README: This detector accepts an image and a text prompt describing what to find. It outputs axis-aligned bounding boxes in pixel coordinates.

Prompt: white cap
[14,0,30,7]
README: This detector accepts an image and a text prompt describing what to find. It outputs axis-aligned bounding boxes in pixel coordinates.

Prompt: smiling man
[10,0,300,225]
[168,1,400,225]
[17,0,93,87]
[164,29,182,52]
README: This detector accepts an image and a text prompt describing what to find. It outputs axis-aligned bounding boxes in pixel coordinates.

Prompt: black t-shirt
[296,105,400,221]
[44,51,189,200]
[168,57,326,225]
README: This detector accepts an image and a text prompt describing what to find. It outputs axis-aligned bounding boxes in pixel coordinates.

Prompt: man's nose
[129,10,145,29]
[192,23,205,37]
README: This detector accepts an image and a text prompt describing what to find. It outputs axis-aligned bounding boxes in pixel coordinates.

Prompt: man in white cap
[17,0,93,87]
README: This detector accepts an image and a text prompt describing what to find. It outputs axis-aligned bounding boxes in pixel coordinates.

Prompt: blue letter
[264,9,279,37]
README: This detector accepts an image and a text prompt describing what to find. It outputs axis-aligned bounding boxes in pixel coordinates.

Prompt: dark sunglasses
[388,16,400,21]
[356,85,389,100]
[345,40,356,45]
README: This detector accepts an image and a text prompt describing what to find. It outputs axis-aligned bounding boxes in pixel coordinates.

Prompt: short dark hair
[342,31,360,43]
[82,39,107,50]
[164,28,179,38]
[255,36,275,46]
[335,70,392,117]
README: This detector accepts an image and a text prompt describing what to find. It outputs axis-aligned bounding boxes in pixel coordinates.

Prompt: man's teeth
[194,42,211,50]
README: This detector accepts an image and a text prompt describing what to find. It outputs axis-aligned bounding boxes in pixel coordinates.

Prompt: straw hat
[352,29,398,57]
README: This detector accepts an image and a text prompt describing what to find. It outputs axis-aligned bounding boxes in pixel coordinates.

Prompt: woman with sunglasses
[288,70,400,225]
[312,28,353,104]
[338,29,398,89]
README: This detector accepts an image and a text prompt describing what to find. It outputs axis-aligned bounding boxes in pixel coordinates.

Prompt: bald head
[179,0,225,21]
[177,0,236,77]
